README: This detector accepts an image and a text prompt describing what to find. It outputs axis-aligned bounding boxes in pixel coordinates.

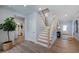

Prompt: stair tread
[39,35,48,37]
[39,37,48,40]
[38,39,52,41]
[37,42,48,47]
[41,32,48,34]
[38,39,52,42]
[38,40,48,44]
[38,39,48,42]
[39,35,54,38]
[40,34,48,36]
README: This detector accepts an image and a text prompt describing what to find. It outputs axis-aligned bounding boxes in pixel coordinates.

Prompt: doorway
[14,16,25,44]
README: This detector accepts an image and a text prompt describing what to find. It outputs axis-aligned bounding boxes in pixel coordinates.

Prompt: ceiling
[6,5,36,16]
[3,5,79,21]
[35,5,79,21]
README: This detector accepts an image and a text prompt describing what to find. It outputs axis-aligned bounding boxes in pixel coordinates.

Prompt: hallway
[4,36,79,53]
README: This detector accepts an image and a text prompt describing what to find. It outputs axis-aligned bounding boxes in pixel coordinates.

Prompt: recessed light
[65,14,68,17]
[24,5,27,7]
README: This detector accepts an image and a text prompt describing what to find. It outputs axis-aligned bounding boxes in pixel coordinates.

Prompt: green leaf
[1,17,16,31]
[0,24,3,29]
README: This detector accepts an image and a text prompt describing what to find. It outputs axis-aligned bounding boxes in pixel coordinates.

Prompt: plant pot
[2,41,13,51]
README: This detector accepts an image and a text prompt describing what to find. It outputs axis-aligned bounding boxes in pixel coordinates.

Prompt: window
[63,25,67,31]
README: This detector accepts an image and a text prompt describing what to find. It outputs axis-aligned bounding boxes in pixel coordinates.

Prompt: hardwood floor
[4,41,53,53]
[15,35,24,44]
[50,36,79,53]
[4,35,79,53]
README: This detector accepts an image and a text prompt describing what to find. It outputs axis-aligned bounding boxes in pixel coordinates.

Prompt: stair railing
[39,9,59,48]
[48,16,59,48]
[38,8,49,26]
[38,11,46,26]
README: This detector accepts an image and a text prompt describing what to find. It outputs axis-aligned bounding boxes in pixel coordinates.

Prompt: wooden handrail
[48,28,51,48]
[38,12,46,26]
[38,9,49,26]
[47,17,59,48]
[39,10,59,48]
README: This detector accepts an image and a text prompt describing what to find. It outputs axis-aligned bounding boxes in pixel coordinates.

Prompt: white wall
[25,11,45,43]
[0,7,25,43]
[25,12,37,42]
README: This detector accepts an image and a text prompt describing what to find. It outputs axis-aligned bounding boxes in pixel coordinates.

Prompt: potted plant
[0,17,16,51]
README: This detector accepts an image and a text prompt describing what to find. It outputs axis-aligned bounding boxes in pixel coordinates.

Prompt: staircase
[37,27,51,47]
[38,9,59,48]
[37,16,59,48]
